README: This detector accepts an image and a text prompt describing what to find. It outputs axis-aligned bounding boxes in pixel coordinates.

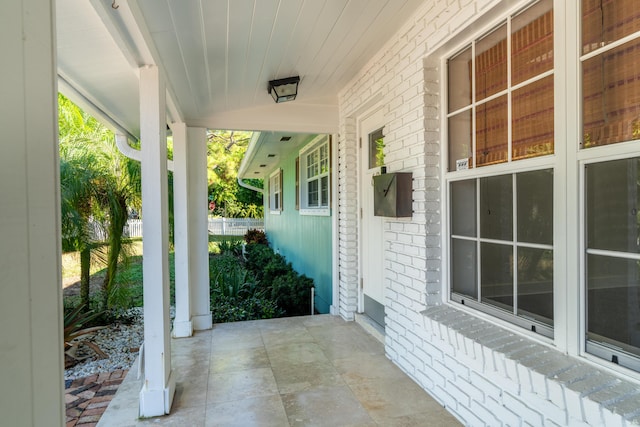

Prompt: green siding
[264,149,333,314]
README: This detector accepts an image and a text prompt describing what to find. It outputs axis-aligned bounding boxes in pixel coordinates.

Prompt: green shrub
[210,252,259,300]
[217,239,243,255]
[262,253,292,286]
[244,243,276,277]
[211,295,283,323]
[213,238,315,319]
[271,271,313,316]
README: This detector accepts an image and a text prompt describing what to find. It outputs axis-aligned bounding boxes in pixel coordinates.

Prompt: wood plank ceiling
[56,0,425,136]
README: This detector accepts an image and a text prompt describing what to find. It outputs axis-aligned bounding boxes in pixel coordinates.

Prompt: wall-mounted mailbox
[373,172,413,217]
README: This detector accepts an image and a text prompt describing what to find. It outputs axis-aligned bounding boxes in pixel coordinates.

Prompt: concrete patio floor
[98,315,460,426]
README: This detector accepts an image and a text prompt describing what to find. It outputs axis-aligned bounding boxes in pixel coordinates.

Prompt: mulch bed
[65,370,128,427]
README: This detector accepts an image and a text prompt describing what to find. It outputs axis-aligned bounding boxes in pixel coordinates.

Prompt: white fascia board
[90,0,184,126]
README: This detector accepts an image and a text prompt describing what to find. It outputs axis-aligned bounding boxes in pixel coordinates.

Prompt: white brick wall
[420,306,640,426]
[336,0,640,426]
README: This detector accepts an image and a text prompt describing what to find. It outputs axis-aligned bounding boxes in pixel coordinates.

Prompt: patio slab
[97,315,460,426]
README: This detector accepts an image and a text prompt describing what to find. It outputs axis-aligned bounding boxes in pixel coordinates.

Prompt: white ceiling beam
[193,102,338,134]
[90,0,184,127]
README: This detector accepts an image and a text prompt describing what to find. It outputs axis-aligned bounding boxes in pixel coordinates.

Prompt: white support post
[188,127,212,330]
[1,1,64,425]
[171,122,193,338]
[139,65,175,417]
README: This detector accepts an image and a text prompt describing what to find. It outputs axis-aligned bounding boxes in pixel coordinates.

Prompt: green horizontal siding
[264,149,332,314]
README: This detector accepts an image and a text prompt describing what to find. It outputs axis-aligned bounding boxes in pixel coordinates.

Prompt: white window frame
[269,169,282,215]
[576,14,640,372]
[443,0,557,340]
[440,0,640,379]
[299,134,331,216]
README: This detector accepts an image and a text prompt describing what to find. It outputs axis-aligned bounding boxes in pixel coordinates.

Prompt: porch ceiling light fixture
[268,76,300,103]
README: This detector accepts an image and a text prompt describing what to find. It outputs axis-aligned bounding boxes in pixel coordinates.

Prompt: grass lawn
[62,235,244,309]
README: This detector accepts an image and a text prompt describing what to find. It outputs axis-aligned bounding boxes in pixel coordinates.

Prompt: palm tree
[94,139,141,310]
[59,94,141,311]
[59,120,108,309]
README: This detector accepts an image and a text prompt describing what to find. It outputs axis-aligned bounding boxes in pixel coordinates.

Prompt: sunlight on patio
[98,315,459,426]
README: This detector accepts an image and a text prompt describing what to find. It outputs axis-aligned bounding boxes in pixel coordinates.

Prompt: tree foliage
[207,130,263,218]
[59,94,141,310]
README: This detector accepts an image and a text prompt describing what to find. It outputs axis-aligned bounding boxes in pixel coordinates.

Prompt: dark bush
[244,228,268,245]
[262,253,292,286]
[244,243,276,277]
[271,270,313,316]
[215,236,315,319]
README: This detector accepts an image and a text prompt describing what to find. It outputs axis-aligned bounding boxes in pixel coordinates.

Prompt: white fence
[88,219,143,240]
[207,217,264,236]
[91,217,263,240]
[124,219,143,238]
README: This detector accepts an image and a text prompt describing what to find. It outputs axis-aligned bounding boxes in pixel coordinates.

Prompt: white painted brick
[455,401,485,426]
[469,399,501,426]
[565,373,620,422]
[547,366,590,414]
[520,389,567,426]
[433,357,456,383]
[435,384,459,413]
[412,366,436,391]
[503,391,544,426]
[584,383,639,426]
[398,353,419,377]
[421,362,447,389]
[529,359,578,405]
[498,351,520,384]
[470,371,502,403]
[448,353,471,381]
[603,406,629,427]
[605,392,640,423]
[485,395,522,427]
[508,348,550,387]
[625,412,640,426]
[481,336,522,372]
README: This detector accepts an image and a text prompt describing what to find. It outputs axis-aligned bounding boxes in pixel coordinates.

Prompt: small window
[269,169,283,214]
[369,127,385,169]
[299,135,331,216]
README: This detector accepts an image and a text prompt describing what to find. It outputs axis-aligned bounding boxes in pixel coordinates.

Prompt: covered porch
[97,315,458,426]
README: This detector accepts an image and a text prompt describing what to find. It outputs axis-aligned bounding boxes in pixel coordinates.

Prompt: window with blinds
[447,0,554,171]
[446,0,555,337]
[582,0,640,148]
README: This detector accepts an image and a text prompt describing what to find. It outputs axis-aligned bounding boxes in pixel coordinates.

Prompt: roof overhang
[56,0,425,138]
[238,132,318,180]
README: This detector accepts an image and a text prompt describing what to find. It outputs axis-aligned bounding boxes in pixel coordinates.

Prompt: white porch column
[173,124,212,334]
[139,65,175,416]
[1,1,64,426]
[171,122,193,337]
[188,126,212,330]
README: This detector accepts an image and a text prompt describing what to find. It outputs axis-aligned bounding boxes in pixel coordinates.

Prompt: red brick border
[65,370,128,427]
